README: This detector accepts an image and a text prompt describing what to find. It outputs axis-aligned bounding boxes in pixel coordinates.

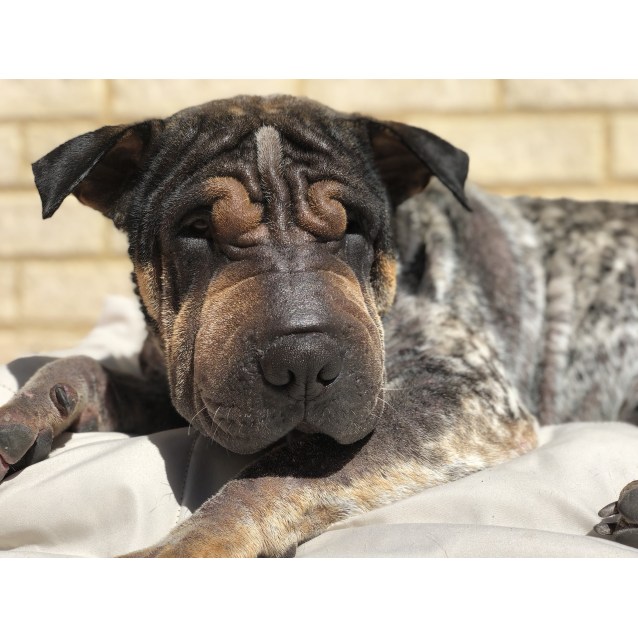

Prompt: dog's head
[33,95,469,453]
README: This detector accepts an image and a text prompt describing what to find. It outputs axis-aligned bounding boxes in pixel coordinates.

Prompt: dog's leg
[0,355,183,480]
[122,386,538,558]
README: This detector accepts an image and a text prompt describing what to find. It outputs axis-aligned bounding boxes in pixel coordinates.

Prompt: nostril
[260,360,294,388]
[259,333,343,400]
[318,360,342,386]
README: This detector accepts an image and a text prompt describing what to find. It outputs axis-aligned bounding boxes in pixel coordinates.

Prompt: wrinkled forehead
[155,99,379,190]
[129,96,389,240]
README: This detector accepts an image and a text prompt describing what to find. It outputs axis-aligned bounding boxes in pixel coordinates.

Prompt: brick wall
[2,79,638,361]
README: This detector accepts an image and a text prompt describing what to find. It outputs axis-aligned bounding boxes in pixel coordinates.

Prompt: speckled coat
[391,182,638,430]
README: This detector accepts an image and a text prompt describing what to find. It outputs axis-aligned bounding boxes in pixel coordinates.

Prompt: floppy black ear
[32,120,161,224]
[367,119,471,210]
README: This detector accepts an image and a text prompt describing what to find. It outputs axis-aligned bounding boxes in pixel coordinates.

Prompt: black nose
[259,333,343,401]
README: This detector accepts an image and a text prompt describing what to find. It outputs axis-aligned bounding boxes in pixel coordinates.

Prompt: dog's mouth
[193,396,299,453]
[193,385,384,455]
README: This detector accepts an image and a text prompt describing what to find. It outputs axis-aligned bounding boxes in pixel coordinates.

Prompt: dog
[0,94,636,556]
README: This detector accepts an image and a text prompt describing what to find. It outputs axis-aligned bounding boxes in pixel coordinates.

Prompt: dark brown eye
[179,215,212,240]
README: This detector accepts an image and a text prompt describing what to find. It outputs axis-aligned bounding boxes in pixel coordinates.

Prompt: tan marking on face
[135,264,161,325]
[227,105,246,116]
[321,269,376,329]
[297,180,347,240]
[164,293,202,405]
[191,268,265,392]
[205,177,264,246]
[373,252,397,315]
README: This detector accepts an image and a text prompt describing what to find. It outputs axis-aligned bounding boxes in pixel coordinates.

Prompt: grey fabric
[1,297,637,558]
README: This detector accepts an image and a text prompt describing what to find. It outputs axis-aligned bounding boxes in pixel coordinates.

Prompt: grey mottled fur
[389,181,638,432]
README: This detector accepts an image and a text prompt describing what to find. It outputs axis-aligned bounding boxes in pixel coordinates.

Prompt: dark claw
[594,521,614,536]
[598,501,618,518]
[9,428,54,473]
[0,422,38,465]
[51,384,77,417]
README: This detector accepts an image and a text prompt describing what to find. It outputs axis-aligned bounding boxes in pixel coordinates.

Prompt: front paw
[119,538,253,558]
[119,513,296,558]
[0,417,54,481]
[121,541,297,558]
[119,518,262,558]
[0,356,104,481]
[0,381,79,480]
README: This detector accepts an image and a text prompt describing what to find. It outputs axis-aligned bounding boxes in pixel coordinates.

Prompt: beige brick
[0,328,90,362]
[0,264,17,322]
[21,259,135,323]
[406,114,605,185]
[0,124,22,186]
[611,115,638,179]
[0,80,105,120]
[0,330,20,363]
[0,192,107,257]
[111,80,302,119]
[504,80,638,110]
[304,80,497,114]
[0,330,26,363]
[24,120,96,166]
[492,184,638,203]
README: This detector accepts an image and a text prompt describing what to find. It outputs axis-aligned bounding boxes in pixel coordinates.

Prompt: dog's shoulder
[398,182,638,274]
[394,181,541,287]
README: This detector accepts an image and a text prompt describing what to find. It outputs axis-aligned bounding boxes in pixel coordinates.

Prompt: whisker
[377,397,396,413]
[211,404,224,441]
[188,405,207,436]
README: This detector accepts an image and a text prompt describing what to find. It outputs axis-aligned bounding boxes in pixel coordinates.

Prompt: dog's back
[518,193,638,424]
[389,183,638,427]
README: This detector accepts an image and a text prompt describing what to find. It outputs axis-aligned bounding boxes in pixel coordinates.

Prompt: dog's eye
[179,216,212,240]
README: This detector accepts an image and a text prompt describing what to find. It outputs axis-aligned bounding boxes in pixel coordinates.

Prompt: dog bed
[1,296,637,558]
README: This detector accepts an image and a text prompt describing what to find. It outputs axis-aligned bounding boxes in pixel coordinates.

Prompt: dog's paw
[117,517,258,557]
[0,408,56,482]
[0,356,112,483]
[0,374,87,482]
[119,539,252,558]
[120,541,297,558]
[118,513,298,558]
[594,480,638,548]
